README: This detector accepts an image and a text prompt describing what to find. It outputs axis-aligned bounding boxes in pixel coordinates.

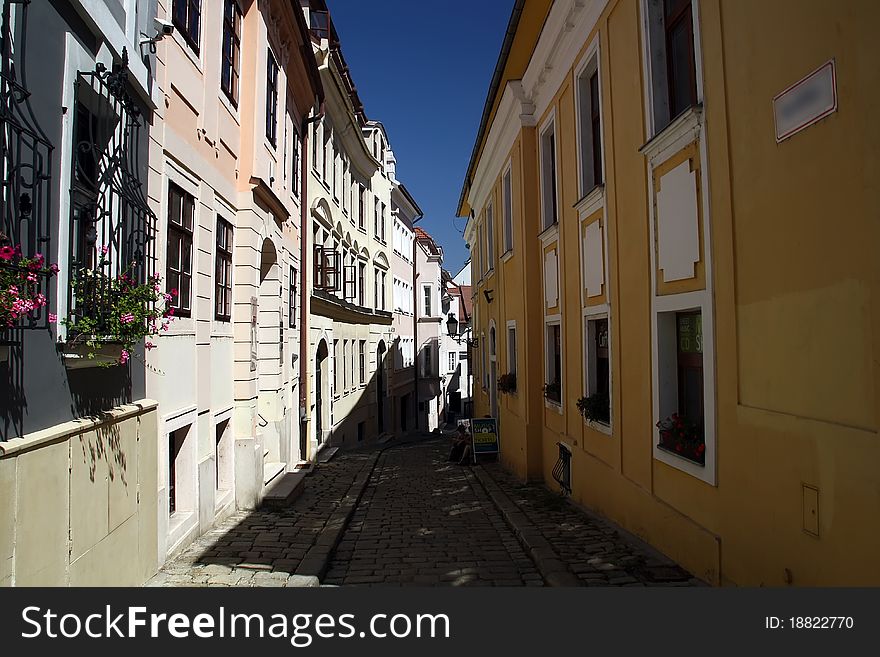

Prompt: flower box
[497,372,517,394]
[61,341,125,369]
[656,413,705,465]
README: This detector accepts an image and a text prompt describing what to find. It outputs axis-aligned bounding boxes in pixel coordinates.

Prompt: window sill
[219,92,240,125]
[538,221,559,244]
[639,104,703,162]
[574,183,605,217]
[500,250,514,264]
[584,418,612,436]
[544,398,563,414]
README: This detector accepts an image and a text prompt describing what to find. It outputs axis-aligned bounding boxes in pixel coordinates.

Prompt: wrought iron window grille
[552,442,572,495]
[66,47,156,341]
[0,0,54,335]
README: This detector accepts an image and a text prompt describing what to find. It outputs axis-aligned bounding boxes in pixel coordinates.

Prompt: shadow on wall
[0,325,144,441]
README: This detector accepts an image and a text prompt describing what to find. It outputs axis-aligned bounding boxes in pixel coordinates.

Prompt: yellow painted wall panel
[14,441,68,586]
[70,429,110,562]
[0,457,14,584]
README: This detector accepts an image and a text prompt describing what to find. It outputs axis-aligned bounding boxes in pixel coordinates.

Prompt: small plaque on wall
[773,60,837,142]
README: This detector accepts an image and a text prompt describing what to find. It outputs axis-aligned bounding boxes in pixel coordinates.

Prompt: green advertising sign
[470,417,499,455]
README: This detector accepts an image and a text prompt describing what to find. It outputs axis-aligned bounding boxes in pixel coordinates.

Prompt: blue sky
[328,0,512,275]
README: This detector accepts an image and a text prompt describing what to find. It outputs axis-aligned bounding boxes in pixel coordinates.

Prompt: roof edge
[456,0,526,218]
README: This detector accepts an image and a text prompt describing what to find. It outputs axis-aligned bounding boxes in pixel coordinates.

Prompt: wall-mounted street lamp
[483,289,494,303]
[446,313,478,348]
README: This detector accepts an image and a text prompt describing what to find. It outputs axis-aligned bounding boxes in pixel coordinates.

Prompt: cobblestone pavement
[147,450,375,587]
[148,436,699,587]
[323,440,542,586]
[479,462,701,586]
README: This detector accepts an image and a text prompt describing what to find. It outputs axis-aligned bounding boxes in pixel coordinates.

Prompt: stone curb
[470,465,582,587]
[293,450,383,583]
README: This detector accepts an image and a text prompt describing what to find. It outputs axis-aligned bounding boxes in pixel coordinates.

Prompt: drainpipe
[299,99,325,460]
[411,215,422,431]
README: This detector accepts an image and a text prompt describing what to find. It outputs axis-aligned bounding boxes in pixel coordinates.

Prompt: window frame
[172,0,201,55]
[502,164,513,254]
[220,0,242,107]
[265,48,279,147]
[575,41,604,199]
[423,284,432,317]
[583,310,612,430]
[539,114,559,231]
[166,182,194,317]
[544,319,563,406]
[214,216,233,321]
[506,320,517,376]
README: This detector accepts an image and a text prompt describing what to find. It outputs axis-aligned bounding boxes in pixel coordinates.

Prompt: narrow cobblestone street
[149,437,699,587]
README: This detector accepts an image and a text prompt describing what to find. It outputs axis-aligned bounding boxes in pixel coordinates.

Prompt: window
[168,428,183,514]
[358,185,366,230]
[577,55,603,195]
[545,323,562,403]
[172,0,201,53]
[379,203,386,242]
[423,285,432,317]
[332,339,338,395]
[332,140,338,200]
[584,316,610,424]
[265,49,279,146]
[502,167,513,253]
[486,203,495,270]
[374,197,380,236]
[676,311,703,429]
[358,262,366,306]
[448,352,456,372]
[215,420,230,492]
[166,183,194,316]
[343,341,348,390]
[379,270,386,311]
[645,0,698,132]
[359,340,366,384]
[221,0,241,106]
[289,266,297,328]
[423,342,432,377]
[665,0,697,120]
[322,124,331,181]
[478,224,485,277]
[507,324,517,375]
[215,217,233,320]
[314,245,340,291]
[311,121,319,172]
[540,120,558,230]
[291,127,301,197]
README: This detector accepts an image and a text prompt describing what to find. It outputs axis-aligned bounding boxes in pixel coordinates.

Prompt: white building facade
[303,5,399,450]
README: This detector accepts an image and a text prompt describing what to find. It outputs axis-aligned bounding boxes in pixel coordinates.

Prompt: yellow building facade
[459,0,880,586]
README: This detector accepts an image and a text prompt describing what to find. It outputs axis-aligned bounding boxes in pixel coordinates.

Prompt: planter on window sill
[656,442,705,467]
[61,341,125,369]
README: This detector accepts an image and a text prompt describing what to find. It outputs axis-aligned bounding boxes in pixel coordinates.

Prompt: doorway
[315,340,328,445]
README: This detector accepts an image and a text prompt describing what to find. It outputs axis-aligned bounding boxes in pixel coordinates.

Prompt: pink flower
[26,273,36,282]
[120,312,135,324]
[119,349,129,364]
[101,245,109,255]
[145,341,156,351]
[48,313,57,323]
[49,263,59,273]
[170,288,178,297]
[33,253,44,265]
[0,246,13,260]
[163,293,172,302]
